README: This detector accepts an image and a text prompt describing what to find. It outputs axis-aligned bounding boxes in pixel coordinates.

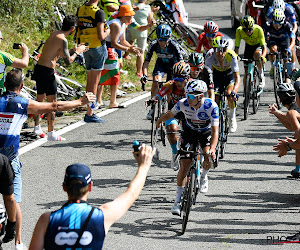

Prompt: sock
[170,143,177,154]
[229,108,236,120]
[175,186,184,203]
[295,165,300,172]
[201,169,209,179]
[33,125,44,135]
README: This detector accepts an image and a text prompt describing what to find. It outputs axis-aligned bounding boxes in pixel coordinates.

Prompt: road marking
[19,92,151,156]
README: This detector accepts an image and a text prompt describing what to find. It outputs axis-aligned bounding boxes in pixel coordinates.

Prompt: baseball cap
[294,81,300,97]
[64,163,92,187]
[117,5,135,17]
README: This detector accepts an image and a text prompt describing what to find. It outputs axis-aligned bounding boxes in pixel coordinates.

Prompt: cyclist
[266,0,297,72]
[205,36,241,133]
[141,24,184,119]
[196,21,224,56]
[235,15,267,88]
[188,52,214,100]
[265,9,295,79]
[156,79,219,215]
[146,61,190,170]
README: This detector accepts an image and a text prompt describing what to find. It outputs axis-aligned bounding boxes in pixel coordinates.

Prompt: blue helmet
[156,24,172,38]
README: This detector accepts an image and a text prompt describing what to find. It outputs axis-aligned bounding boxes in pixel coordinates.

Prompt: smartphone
[13,43,21,49]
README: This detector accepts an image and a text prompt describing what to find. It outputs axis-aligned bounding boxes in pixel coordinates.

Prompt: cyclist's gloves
[230,91,239,100]
[2,220,16,243]
[260,56,267,63]
[141,75,148,84]
[285,48,292,57]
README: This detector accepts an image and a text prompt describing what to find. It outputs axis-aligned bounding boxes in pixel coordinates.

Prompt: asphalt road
[5,0,300,249]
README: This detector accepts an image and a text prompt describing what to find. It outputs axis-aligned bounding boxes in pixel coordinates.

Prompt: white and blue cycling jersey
[171,97,219,132]
[0,91,28,160]
[266,3,297,25]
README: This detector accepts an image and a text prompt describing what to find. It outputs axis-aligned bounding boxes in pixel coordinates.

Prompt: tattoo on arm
[62,40,71,65]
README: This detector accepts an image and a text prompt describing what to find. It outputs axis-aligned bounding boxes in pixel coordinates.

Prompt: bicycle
[241,58,264,120]
[52,2,67,30]
[146,80,168,147]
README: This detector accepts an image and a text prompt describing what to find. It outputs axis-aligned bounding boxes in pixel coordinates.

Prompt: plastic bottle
[87,92,98,111]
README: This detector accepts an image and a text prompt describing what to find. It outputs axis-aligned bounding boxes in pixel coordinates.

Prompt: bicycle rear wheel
[244,74,251,120]
[252,69,260,114]
[214,139,220,168]
[181,169,195,235]
[160,97,167,147]
[273,65,282,109]
[150,104,159,147]
[220,109,228,159]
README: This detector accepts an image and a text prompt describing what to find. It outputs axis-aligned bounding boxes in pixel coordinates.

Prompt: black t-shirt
[0,153,15,195]
[197,66,214,90]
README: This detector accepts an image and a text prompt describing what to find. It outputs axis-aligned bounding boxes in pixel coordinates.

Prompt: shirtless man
[33,15,88,141]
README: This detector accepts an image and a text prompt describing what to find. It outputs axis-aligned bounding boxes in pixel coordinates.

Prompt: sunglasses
[273,21,283,25]
[205,32,217,38]
[186,93,202,99]
[158,37,169,41]
[242,28,253,32]
[215,47,227,52]
[190,66,203,71]
[174,77,186,82]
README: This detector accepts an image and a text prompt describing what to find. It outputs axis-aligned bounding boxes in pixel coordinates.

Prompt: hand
[149,18,156,27]
[75,43,89,54]
[293,129,300,139]
[145,99,157,108]
[285,47,292,57]
[19,43,28,54]
[156,119,162,128]
[133,144,156,168]
[208,148,216,161]
[230,91,239,101]
[152,6,160,12]
[141,75,148,84]
[82,92,96,105]
[260,56,267,63]
[269,103,278,114]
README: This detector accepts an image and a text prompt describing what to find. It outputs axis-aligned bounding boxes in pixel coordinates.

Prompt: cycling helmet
[273,8,286,24]
[156,24,172,38]
[277,83,296,102]
[185,79,207,94]
[240,15,254,29]
[204,21,219,34]
[0,204,6,224]
[172,61,191,77]
[273,0,285,11]
[188,52,205,69]
[212,36,229,48]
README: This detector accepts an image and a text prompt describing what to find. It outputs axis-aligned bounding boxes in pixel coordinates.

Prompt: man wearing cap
[0,30,29,95]
[29,144,155,249]
[0,68,95,250]
[0,154,16,246]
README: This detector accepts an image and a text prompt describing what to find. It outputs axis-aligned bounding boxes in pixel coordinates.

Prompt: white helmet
[185,79,207,94]
[273,0,285,11]
[273,8,286,24]
[0,204,6,224]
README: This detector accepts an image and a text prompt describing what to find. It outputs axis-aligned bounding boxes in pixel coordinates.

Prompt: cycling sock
[33,125,45,138]
[295,165,300,172]
[170,143,177,154]
[292,62,296,70]
[47,131,66,141]
[175,186,184,203]
[229,108,236,120]
[201,169,209,179]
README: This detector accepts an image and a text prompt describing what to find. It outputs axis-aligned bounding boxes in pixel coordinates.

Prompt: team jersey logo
[55,231,93,246]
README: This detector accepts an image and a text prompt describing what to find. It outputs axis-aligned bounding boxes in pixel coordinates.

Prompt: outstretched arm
[100,144,155,234]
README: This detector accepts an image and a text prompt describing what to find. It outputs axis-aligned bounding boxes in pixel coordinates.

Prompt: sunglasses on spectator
[158,37,169,41]
[215,47,227,52]
[242,28,253,32]
[174,77,186,82]
[205,32,217,38]
[186,93,202,99]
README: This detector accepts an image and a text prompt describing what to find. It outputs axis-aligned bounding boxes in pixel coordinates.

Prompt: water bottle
[87,92,98,111]
[132,140,159,160]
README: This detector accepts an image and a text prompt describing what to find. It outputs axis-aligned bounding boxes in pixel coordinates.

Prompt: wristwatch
[286,143,292,151]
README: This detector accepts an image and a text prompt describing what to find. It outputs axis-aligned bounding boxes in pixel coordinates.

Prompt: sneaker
[200,176,208,193]
[270,68,274,78]
[84,114,105,123]
[116,89,126,97]
[33,125,46,138]
[146,109,153,120]
[122,82,129,89]
[127,82,135,88]
[259,73,265,88]
[171,202,181,216]
[291,169,300,178]
[171,154,180,171]
[15,243,28,250]
[229,117,237,133]
[47,131,66,141]
[286,231,300,241]
[120,69,128,75]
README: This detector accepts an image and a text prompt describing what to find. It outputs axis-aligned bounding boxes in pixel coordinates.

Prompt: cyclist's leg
[199,130,212,193]
[152,62,166,97]
[268,40,277,77]
[165,119,179,152]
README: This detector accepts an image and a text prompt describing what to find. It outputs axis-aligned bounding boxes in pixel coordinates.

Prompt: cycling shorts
[0,154,14,196]
[33,64,57,96]
[243,44,263,67]
[179,125,211,160]
[165,111,185,127]
[153,62,172,81]
[84,45,108,71]
[268,38,290,52]
[213,69,234,95]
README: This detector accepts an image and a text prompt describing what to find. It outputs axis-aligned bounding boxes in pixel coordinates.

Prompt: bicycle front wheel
[160,97,167,147]
[252,69,260,114]
[150,104,159,147]
[244,74,251,120]
[273,65,282,109]
[220,109,228,159]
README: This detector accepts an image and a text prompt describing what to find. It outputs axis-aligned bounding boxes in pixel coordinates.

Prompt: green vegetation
[0,0,155,101]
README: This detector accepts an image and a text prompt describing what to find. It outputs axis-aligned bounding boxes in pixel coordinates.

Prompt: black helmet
[188,52,204,69]
[277,83,296,105]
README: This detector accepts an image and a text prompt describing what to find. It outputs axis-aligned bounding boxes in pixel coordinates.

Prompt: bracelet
[287,143,292,151]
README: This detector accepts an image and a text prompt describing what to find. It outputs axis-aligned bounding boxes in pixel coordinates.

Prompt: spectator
[29,144,155,249]
[124,0,153,77]
[0,30,29,95]
[269,83,300,177]
[0,154,16,246]
[0,68,95,250]
[0,204,7,250]
[76,0,110,123]
[32,15,88,140]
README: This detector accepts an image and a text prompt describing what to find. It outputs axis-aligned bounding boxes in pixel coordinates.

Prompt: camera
[13,43,21,49]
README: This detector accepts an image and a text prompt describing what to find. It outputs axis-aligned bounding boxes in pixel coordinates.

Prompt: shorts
[268,38,290,52]
[243,44,263,67]
[33,64,57,96]
[0,154,14,196]
[179,125,211,160]
[11,157,22,203]
[84,45,108,71]
[165,109,185,127]
[213,69,234,95]
[153,62,172,81]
